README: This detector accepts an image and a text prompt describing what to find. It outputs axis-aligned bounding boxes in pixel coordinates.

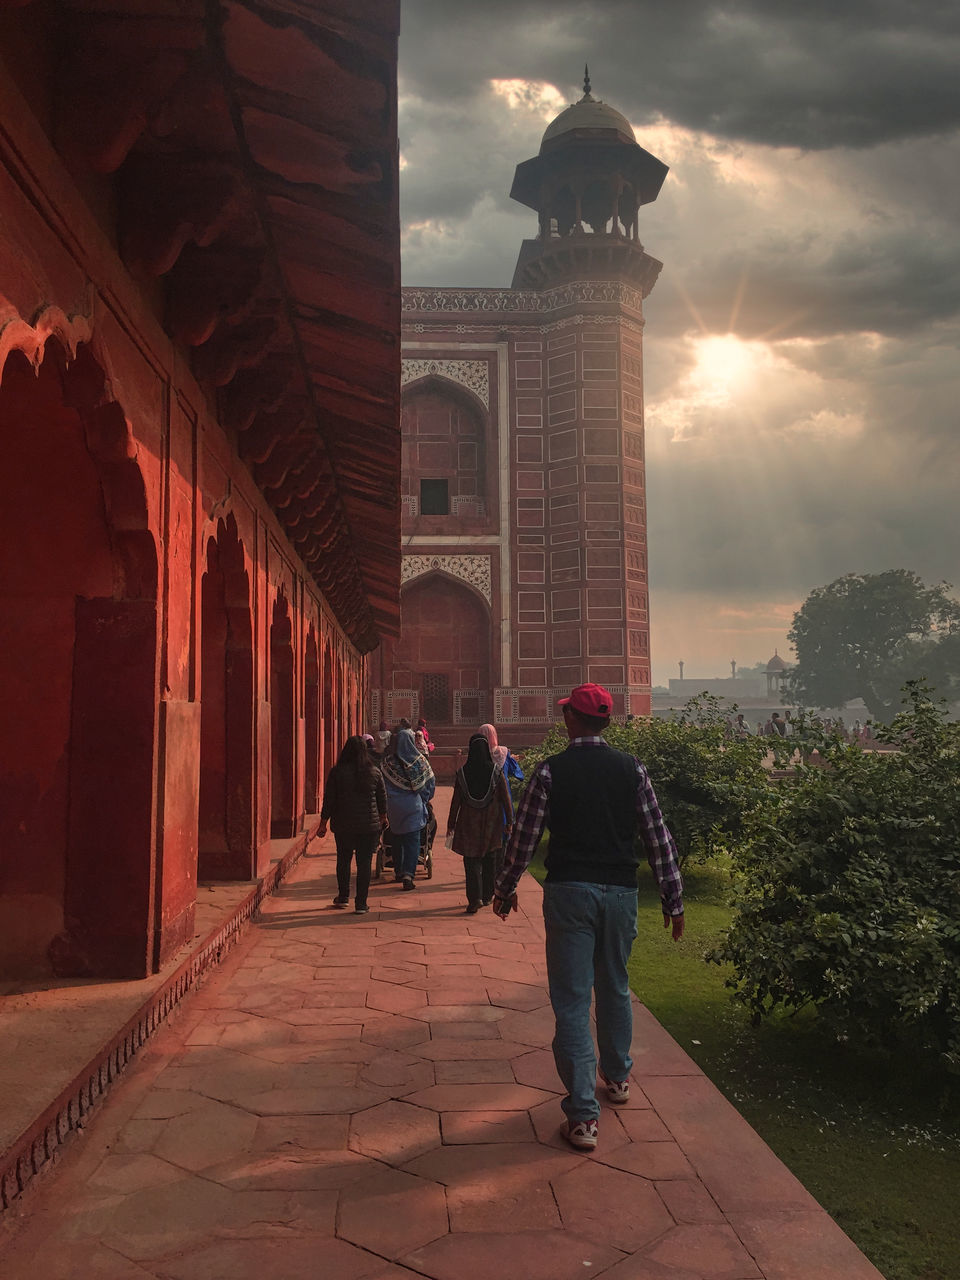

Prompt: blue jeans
[542,881,638,1123]
[392,829,421,881]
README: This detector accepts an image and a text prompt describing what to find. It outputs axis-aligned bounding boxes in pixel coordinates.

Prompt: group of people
[730,710,794,738]
[318,717,523,914]
[729,710,877,746]
[319,683,686,1155]
[318,719,436,911]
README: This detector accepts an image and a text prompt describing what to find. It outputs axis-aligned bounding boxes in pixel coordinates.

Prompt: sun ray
[727,266,750,333]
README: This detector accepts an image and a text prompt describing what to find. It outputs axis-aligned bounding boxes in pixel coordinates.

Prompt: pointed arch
[198,513,254,879]
[0,338,159,979]
[400,370,488,419]
[269,589,296,839]
[400,377,488,516]
[392,571,493,726]
[304,625,320,812]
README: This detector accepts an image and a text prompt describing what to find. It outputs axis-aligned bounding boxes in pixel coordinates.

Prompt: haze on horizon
[396,0,960,687]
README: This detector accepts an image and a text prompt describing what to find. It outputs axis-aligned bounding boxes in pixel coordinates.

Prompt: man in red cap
[493,683,684,1152]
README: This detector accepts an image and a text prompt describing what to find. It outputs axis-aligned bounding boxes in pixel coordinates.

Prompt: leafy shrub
[711,682,960,1067]
[516,695,771,867]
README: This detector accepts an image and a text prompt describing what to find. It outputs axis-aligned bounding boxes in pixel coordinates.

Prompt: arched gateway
[390,573,491,727]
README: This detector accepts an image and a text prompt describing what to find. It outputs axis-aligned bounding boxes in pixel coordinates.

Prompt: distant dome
[766,651,789,672]
[541,95,636,151]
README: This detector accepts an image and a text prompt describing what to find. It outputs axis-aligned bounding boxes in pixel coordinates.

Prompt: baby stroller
[374,803,436,880]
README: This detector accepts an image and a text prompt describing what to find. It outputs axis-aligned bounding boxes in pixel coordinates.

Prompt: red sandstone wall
[375,294,653,735]
[0,65,365,981]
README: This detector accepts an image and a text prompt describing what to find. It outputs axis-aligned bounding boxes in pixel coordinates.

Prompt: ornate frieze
[401,357,489,408]
[402,554,492,605]
[402,280,646,316]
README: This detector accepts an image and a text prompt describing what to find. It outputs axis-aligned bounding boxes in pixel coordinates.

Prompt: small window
[420,478,449,515]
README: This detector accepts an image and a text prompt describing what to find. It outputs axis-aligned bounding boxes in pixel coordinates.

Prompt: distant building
[668,676,768,699]
[764,649,790,697]
[656,652,794,718]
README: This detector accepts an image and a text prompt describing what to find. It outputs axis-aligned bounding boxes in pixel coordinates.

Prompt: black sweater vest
[545,744,639,886]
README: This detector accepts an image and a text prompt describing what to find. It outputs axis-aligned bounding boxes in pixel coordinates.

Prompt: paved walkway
[0,789,883,1279]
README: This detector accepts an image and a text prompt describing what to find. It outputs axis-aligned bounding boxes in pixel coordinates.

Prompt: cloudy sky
[397,0,960,686]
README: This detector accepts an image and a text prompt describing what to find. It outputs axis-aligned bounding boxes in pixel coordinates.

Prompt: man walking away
[493,683,684,1152]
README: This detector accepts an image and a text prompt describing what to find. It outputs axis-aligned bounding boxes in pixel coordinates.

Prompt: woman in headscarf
[318,735,387,914]
[446,733,513,913]
[477,723,508,770]
[477,723,524,880]
[381,727,436,890]
[478,723,524,783]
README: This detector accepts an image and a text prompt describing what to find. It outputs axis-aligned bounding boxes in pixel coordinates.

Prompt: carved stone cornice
[402,279,647,317]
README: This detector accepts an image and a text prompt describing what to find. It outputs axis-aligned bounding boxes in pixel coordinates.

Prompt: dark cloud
[401,0,960,150]
[398,3,960,679]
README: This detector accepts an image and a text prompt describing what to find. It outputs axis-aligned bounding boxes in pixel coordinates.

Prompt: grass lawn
[629,859,960,1280]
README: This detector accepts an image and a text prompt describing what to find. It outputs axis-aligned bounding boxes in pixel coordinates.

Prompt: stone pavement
[0,789,884,1280]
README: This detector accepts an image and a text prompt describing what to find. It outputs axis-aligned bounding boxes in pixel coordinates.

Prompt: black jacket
[320,764,386,834]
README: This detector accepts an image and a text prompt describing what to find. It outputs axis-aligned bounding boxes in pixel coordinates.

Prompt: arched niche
[0,339,159,979]
[393,571,492,726]
[269,590,296,839]
[198,513,254,879]
[304,626,320,812]
[322,640,336,781]
[401,377,487,517]
[551,184,577,237]
[582,178,615,234]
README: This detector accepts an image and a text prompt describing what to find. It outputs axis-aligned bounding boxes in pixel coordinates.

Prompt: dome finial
[583,64,592,99]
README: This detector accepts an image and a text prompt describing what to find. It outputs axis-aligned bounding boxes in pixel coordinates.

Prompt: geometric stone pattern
[0,787,885,1280]
[402,280,647,316]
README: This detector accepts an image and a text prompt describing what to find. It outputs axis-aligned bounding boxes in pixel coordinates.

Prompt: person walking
[381,727,435,890]
[493,682,684,1152]
[416,717,435,753]
[478,722,524,784]
[477,722,523,877]
[318,735,387,914]
[446,734,513,914]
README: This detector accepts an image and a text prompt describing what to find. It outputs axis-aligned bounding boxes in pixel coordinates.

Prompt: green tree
[787,570,960,719]
[710,682,960,1067]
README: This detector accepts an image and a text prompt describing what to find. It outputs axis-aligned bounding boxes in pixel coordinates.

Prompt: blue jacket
[384,774,435,834]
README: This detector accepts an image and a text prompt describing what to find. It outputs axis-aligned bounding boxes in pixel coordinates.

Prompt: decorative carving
[402,554,492,605]
[402,280,647,316]
[453,689,489,725]
[423,315,645,339]
[0,302,92,372]
[401,357,489,408]
[450,496,487,517]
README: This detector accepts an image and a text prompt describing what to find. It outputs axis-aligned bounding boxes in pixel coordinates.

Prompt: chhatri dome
[766,649,789,673]
[509,66,668,290]
[540,67,637,149]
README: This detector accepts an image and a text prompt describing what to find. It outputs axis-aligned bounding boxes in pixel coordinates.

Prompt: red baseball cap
[558,683,613,717]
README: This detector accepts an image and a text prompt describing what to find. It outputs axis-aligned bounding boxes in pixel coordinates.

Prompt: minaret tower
[386,72,670,743]
[508,72,668,714]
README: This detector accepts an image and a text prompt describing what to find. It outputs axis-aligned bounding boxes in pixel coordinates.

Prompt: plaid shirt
[495,737,684,916]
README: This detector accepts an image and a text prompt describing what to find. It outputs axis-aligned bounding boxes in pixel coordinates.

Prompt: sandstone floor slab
[0,787,884,1280]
